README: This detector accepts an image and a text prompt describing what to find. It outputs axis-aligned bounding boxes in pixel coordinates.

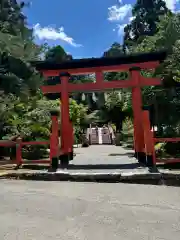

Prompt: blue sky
[22,0,180,58]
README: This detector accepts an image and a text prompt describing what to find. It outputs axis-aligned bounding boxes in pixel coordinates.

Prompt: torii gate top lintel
[35,51,167,94]
[34,50,167,77]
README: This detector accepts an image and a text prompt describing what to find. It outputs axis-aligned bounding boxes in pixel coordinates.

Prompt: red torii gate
[34,51,166,168]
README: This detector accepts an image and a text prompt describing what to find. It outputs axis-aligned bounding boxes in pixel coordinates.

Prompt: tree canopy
[123,0,169,50]
[0,0,43,97]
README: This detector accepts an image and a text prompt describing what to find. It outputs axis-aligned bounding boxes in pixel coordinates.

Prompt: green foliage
[0,92,88,158]
[0,0,30,37]
[121,118,134,143]
[0,95,58,140]
[103,42,129,83]
[131,13,180,89]
[0,1,44,159]
[0,93,58,159]
[0,1,43,97]
[85,90,132,132]
[45,45,73,62]
[69,98,88,125]
[155,142,180,158]
[133,13,180,53]
[127,10,180,158]
[124,0,169,50]
[103,42,125,57]
[131,13,180,140]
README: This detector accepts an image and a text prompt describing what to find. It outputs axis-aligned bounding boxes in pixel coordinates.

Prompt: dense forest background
[0,0,180,159]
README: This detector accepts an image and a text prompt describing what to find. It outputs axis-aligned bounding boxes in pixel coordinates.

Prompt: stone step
[86,127,114,145]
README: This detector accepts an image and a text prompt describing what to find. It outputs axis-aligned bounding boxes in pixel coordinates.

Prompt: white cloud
[108,4,132,21]
[129,16,135,22]
[164,0,175,11]
[33,23,82,47]
[117,24,127,35]
[109,0,180,36]
[164,0,180,12]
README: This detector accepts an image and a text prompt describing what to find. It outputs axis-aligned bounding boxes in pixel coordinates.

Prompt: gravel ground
[0,180,180,240]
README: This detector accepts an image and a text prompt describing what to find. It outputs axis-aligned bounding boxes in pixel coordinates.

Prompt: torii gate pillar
[59,73,73,166]
[130,68,145,163]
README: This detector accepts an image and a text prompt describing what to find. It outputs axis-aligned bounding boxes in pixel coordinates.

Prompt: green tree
[45,45,72,62]
[0,0,30,37]
[104,91,132,132]
[103,42,128,82]
[0,1,47,158]
[132,13,180,89]
[103,42,125,57]
[130,12,180,143]
[0,0,43,96]
[123,0,169,50]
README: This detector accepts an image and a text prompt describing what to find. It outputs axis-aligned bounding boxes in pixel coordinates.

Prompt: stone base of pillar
[69,151,74,160]
[135,152,146,165]
[146,155,154,167]
[59,154,69,168]
[50,157,58,171]
[115,133,122,146]
[82,134,90,147]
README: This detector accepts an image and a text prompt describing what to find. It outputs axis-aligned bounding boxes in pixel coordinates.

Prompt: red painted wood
[22,159,50,164]
[131,71,144,154]
[50,115,59,162]
[95,71,104,86]
[41,77,161,94]
[16,138,22,165]
[0,142,16,147]
[21,141,49,146]
[0,141,49,147]
[41,81,133,94]
[42,61,160,76]
[142,110,156,164]
[68,80,135,91]
[156,158,180,163]
[60,76,72,154]
[68,121,74,153]
[140,76,161,86]
[154,138,180,142]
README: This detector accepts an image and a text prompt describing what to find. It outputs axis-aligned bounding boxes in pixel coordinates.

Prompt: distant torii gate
[34,51,166,168]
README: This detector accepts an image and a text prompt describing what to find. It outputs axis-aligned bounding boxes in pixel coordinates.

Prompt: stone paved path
[0,145,149,175]
[60,145,148,174]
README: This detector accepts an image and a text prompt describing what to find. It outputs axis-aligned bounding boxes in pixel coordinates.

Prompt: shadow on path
[67,163,141,170]
[108,153,134,157]
[20,163,142,171]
